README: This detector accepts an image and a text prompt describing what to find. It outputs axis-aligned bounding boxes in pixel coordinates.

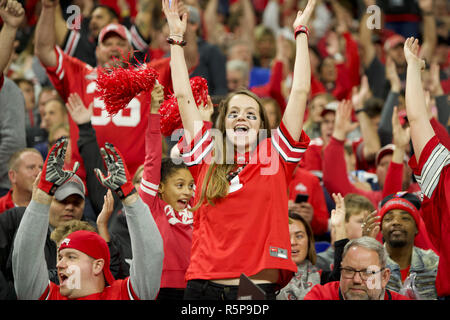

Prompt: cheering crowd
[0,0,448,301]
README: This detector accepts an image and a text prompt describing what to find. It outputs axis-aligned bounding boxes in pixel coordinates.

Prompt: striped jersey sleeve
[411,136,450,199]
[271,121,310,163]
[177,125,214,168]
[63,30,82,57]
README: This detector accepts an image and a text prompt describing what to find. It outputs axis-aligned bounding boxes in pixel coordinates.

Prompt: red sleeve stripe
[183,139,214,167]
[127,278,139,300]
[415,143,450,198]
[140,178,158,197]
[272,126,307,163]
[178,128,214,166]
[63,30,81,57]
[38,281,51,300]
[55,46,65,80]
[130,25,149,51]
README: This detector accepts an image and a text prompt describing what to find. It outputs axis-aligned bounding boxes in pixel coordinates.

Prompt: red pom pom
[96,64,159,116]
[159,77,209,136]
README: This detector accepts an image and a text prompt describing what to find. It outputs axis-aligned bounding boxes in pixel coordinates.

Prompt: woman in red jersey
[163,0,316,299]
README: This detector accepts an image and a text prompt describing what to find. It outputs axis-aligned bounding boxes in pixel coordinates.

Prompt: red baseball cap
[98,23,132,45]
[58,230,115,286]
[375,144,410,166]
[384,34,406,51]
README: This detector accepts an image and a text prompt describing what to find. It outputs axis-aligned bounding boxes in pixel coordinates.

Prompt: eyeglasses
[340,267,385,281]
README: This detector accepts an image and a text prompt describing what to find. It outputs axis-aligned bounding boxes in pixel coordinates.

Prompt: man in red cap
[379,192,439,299]
[12,138,164,300]
[34,0,155,184]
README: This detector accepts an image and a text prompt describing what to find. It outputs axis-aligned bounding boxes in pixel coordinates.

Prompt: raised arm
[0,0,24,73]
[13,138,78,299]
[352,76,380,160]
[94,143,163,300]
[359,0,377,68]
[54,2,70,48]
[134,0,156,42]
[34,0,59,67]
[404,38,435,160]
[281,0,316,141]
[418,0,437,64]
[163,0,202,142]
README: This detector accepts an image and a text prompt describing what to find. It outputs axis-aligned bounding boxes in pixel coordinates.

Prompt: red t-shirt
[177,122,310,287]
[409,135,450,297]
[304,281,410,300]
[43,46,151,179]
[39,278,139,300]
[138,114,193,289]
[0,189,14,214]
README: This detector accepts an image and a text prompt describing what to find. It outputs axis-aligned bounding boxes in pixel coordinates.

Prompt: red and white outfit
[138,114,193,289]
[43,46,151,179]
[39,278,139,300]
[177,121,310,287]
[409,135,450,297]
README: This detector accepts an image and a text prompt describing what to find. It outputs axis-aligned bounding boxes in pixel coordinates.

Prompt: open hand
[0,0,25,28]
[66,93,93,125]
[404,37,425,70]
[162,0,187,38]
[292,0,316,30]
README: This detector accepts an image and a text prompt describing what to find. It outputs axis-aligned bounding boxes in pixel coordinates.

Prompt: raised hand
[94,143,136,199]
[0,0,25,28]
[97,189,115,242]
[38,137,80,195]
[162,0,187,38]
[198,95,214,122]
[292,0,316,30]
[385,56,401,92]
[150,83,165,114]
[351,75,371,111]
[404,37,425,70]
[392,106,411,150]
[66,92,93,125]
[330,193,347,240]
[333,99,355,140]
[361,210,380,238]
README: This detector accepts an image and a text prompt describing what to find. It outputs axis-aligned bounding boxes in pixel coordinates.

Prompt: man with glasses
[304,237,410,300]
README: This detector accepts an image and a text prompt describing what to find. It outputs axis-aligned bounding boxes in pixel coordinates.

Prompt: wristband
[167,37,187,47]
[294,25,309,40]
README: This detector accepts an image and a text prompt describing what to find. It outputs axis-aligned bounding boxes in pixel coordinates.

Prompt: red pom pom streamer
[96,63,159,116]
[159,76,209,137]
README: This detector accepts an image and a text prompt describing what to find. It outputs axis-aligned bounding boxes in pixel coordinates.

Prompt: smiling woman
[163,0,316,300]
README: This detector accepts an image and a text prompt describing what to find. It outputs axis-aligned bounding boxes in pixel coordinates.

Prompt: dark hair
[288,211,317,265]
[160,158,188,184]
[363,97,383,119]
[93,4,119,20]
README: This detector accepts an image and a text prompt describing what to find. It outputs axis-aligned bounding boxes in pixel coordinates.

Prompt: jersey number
[86,82,140,127]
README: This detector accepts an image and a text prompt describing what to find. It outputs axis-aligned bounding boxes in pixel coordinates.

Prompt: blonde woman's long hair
[191,90,271,210]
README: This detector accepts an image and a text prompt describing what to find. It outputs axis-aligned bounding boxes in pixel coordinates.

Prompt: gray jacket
[0,77,26,190]
[386,246,439,300]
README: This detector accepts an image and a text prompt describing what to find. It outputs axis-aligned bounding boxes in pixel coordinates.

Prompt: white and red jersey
[409,135,450,297]
[43,46,150,179]
[39,278,139,300]
[177,121,310,287]
[138,114,193,289]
